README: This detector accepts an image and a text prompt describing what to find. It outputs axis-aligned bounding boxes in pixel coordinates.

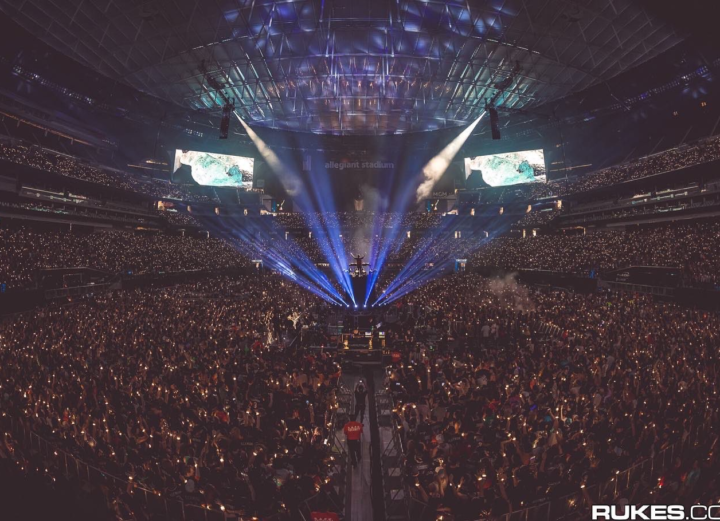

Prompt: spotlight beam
[373,238,455,305]
[234,112,488,308]
[236,113,353,302]
[200,215,348,306]
[415,113,485,203]
[365,116,485,305]
[374,214,508,307]
[376,217,470,301]
[363,173,419,305]
[235,114,303,197]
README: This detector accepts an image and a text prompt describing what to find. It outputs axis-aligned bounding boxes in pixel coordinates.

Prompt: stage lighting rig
[485,61,522,141]
[199,60,237,139]
[220,98,235,139]
[486,102,501,140]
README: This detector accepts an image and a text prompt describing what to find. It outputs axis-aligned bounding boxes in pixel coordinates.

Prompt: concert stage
[300,306,391,366]
[348,254,378,307]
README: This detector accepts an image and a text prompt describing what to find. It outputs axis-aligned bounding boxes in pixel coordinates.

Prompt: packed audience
[559,182,720,226]
[515,209,560,228]
[386,273,720,520]
[158,210,202,227]
[529,135,720,199]
[284,217,720,288]
[0,138,214,203]
[560,198,720,226]
[0,228,251,289]
[469,221,720,286]
[1,213,720,520]
[5,215,720,291]
[0,200,72,216]
[0,275,343,519]
[271,212,445,230]
[560,178,720,218]
[0,200,160,226]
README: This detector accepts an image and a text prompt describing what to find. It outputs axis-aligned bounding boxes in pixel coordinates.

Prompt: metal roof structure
[0,0,683,134]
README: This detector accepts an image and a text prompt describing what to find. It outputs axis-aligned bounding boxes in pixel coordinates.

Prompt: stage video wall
[173,150,254,189]
[464,149,546,187]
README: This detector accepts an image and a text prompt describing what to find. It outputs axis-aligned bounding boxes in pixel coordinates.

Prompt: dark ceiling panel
[0,0,684,135]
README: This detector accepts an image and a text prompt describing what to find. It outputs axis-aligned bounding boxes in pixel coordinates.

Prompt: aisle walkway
[341,373,373,521]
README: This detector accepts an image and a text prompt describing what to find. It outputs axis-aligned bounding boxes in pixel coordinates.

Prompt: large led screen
[173,150,254,188]
[464,150,546,187]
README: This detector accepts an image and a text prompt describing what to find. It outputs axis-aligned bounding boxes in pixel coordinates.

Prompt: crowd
[0,200,161,226]
[560,198,720,226]
[4,212,720,291]
[5,215,720,291]
[271,212,445,230]
[559,183,720,226]
[0,138,214,203]
[0,222,460,290]
[385,273,720,519]
[158,211,202,227]
[515,209,560,228]
[560,179,720,218]
[1,213,719,520]
[0,275,343,519]
[530,135,720,199]
[4,127,720,211]
[0,228,251,289]
[0,200,72,216]
[290,233,478,267]
[469,220,720,286]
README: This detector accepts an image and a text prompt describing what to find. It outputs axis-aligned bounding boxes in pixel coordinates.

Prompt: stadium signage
[324,160,395,170]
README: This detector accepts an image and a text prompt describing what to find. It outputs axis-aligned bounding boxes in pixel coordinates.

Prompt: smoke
[349,184,386,261]
[487,273,536,312]
[235,114,302,196]
[415,113,484,202]
[359,183,387,212]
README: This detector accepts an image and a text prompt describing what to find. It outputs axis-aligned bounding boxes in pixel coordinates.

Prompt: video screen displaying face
[174,150,254,188]
[464,149,546,187]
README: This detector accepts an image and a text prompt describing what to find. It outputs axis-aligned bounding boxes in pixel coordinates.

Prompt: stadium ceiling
[0,0,683,135]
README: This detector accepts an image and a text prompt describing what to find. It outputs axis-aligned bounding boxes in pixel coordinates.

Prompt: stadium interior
[0,1,719,520]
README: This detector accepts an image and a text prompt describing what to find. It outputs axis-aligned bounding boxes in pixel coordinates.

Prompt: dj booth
[302,308,386,365]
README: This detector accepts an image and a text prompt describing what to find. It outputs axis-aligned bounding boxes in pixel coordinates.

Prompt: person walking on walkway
[343,418,363,468]
[354,381,368,421]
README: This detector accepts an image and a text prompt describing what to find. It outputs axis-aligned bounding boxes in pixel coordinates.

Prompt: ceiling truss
[0,0,682,134]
